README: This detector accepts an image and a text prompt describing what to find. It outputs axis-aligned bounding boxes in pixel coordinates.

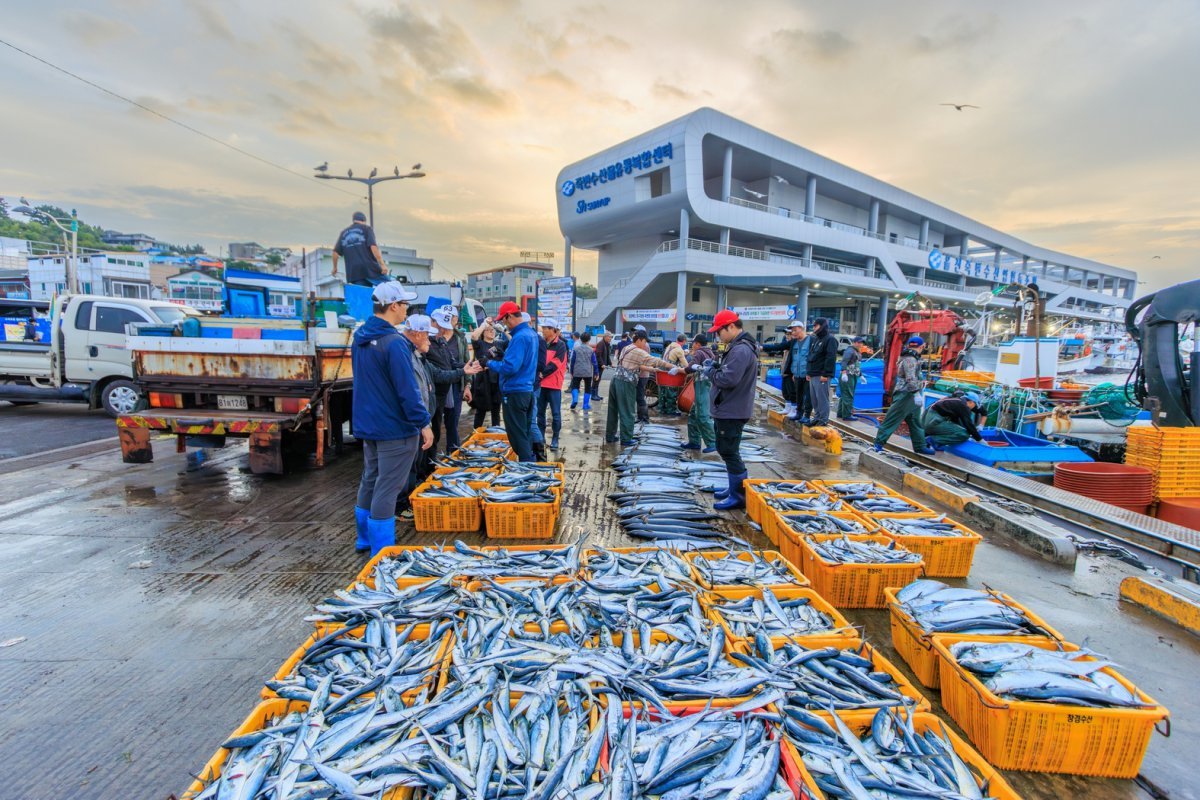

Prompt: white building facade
[465,262,553,317]
[557,108,1137,339]
[28,251,153,301]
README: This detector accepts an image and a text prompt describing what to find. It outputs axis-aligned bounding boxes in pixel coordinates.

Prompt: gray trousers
[357,436,420,520]
[808,378,831,424]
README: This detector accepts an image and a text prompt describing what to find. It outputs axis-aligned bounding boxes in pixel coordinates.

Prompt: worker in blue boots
[703,309,760,510]
[351,283,433,555]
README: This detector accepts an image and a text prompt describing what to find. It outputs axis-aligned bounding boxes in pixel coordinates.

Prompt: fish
[778,513,867,535]
[894,580,1055,636]
[880,516,969,537]
[807,535,922,565]
[711,589,842,639]
[691,551,804,587]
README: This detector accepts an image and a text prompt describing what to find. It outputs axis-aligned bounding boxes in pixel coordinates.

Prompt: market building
[556,107,1137,339]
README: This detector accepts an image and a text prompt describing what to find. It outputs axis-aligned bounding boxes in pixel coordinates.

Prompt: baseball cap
[372,282,418,305]
[633,324,647,332]
[520,312,532,324]
[430,305,456,329]
[907,335,925,347]
[786,320,805,329]
[540,317,560,330]
[708,308,740,333]
[964,391,982,405]
[403,314,434,334]
[853,336,864,343]
[496,301,521,318]
[352,211,367,222]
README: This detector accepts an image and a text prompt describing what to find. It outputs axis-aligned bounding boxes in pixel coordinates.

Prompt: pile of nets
[1085,382,1141,425]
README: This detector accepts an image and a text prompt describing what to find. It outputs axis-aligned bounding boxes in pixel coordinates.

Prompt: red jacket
[540,335,569,390]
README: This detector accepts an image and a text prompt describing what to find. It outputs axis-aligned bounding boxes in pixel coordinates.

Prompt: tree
[225,259,259,272]
[264,252,284,267]
[576,282,598,299]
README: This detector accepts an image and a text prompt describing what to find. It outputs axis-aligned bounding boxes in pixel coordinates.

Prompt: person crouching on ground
[701,309,759,510]
[606,330,680,446]
[873,336,934,455]
[351,283,432,555]
[923,391,984,451]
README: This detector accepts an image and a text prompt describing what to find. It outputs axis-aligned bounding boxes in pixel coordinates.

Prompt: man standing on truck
[351,283,432,556]
[331,211,390,287]
[489,301,539,461]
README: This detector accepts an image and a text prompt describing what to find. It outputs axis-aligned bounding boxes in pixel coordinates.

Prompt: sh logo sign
[560,179,576,197]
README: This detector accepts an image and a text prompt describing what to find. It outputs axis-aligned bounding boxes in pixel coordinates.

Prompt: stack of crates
[1125,426,1200,499]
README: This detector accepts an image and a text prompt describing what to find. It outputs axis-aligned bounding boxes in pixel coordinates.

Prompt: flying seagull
[314,161,328,172]
[412,163,422,170]
[941,103,980,111]
[1151,255,1162,259]
[773,175,789,185]
[743,188,767,199]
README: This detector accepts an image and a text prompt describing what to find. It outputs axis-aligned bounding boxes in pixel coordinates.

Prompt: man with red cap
[488,301,539,461]
[692,308,760,509]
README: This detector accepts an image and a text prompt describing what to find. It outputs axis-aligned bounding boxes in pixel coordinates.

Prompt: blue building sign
[576,197,611,214]
[566,143,673,195]
[928,248,1032,286]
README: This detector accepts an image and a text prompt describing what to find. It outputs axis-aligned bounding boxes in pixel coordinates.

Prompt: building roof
[466,262,554,277]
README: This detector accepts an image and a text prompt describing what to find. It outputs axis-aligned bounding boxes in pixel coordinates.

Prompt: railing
[723,196,934,251]
[655,238,888,280]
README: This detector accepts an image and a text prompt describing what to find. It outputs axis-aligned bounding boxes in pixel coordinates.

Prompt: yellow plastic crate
[743,479,818,527]
[684,548,809,591]
[883,586,1064,689]
[704,585,858,651]
[410,478,485,533]
[932,636,1169,777]
[768,509,875,548]
[797,534,924,609]
[877,517,982,578]
[483,491,561,539]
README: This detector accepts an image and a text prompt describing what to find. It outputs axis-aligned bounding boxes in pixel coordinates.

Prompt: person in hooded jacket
[805,317,838,427]
[426,305,480,455]
[695,309,759,509]
[536,318,570,451]
[350,283,432,555]
[873,336,934,455]
[468,317,503,428]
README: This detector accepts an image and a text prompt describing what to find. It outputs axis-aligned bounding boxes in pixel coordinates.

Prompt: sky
[1,0,1198,291]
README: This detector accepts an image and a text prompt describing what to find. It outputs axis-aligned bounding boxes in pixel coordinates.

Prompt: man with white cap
[427,304,480,455]
[761,320,809,420]
[536,317,570,451]
[350,283,431,555]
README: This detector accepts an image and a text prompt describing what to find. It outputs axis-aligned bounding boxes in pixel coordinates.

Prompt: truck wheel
[101,380,144,417]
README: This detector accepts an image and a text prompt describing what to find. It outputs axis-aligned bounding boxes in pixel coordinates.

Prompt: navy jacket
[709,332,760,420]
[492,322,539,393]
[806,329,838,378]
[351,315,431,440]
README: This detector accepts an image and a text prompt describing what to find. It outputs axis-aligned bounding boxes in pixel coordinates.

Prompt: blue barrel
[766,368,783,390]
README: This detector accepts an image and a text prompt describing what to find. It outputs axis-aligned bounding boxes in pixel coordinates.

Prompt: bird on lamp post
[314,161,428,232]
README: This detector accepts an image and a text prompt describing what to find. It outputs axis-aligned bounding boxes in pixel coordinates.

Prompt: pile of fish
[767,496,843,512]
[587,547,695,584]
[777,512,868,536]
[848,497,924,514]
[690,551,802,587]
[783,707,999,800]
[807,536,923,565]
[417,479,481,499]
[264,619,453,706]
[895,580,1055,636]
[950,641,1153,708]
[749,480,812,496]
[607,709,791,800]
[880,516,969,538]
[820,482,895,498]
[481,486,557,504]
[361,540,584,588]
[710,589,839,639]
[739,639,916,714]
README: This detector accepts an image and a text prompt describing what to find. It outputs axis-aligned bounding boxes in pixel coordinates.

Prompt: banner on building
[732,304,796,321]
[536,275,576,332]
[622,308,677,323]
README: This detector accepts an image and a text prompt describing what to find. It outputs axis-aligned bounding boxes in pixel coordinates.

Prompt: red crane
[881,309,971,404]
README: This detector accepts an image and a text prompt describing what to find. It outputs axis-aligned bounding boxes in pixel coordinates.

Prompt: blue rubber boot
[570,388,579,409]
[582,393,591,411]
[354,506,370,552]
[713,472,748,510]
[366,516,396,557]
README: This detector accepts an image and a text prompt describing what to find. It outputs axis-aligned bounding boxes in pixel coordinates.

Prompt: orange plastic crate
[483,491,561,539]
[704,586,859,651]
[810,479,906,499]
[932,636,1169,777]
[684,549,809,591]
[779,712,1022,800]
[797,534,924,609]
[883,586,1065,689]
[410,478,485,533]
[743,479,817,526]
[768,509,874,548]
[877,517,982,578]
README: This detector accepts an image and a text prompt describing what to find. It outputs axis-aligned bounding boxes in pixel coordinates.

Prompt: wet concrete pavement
[0,402,118,459]
[0,399,1196,799]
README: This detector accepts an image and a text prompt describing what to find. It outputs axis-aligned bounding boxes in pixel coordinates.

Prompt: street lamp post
[14,204,79,294]
[313,163,426,232]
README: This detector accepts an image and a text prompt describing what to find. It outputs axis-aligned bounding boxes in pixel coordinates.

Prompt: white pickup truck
[0,294,196,416]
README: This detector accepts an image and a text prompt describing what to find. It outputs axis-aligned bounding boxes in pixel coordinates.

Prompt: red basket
[655,369,685,387]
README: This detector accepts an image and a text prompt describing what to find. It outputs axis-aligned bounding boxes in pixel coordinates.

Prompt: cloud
[911,13,999,54]
[770,28,856,63]
[59,12,136,46]
[187,1,238,42]
[652,82,694,101]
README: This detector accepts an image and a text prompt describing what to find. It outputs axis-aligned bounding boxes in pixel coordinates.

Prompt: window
[649,167,669,198]
[94,305,147,334]
[691,288,700,303]
[152,306,189,324]
[110,280,149,299]
[75,300,94,330]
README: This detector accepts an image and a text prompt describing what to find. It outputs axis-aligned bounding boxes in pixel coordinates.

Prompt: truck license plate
[217,395,248,411]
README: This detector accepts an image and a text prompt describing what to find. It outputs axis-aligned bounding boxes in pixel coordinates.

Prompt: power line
[0,36,363,200]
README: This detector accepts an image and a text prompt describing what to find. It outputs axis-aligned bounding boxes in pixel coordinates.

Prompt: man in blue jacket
[351,282,433,555]
[489,301,539,461]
